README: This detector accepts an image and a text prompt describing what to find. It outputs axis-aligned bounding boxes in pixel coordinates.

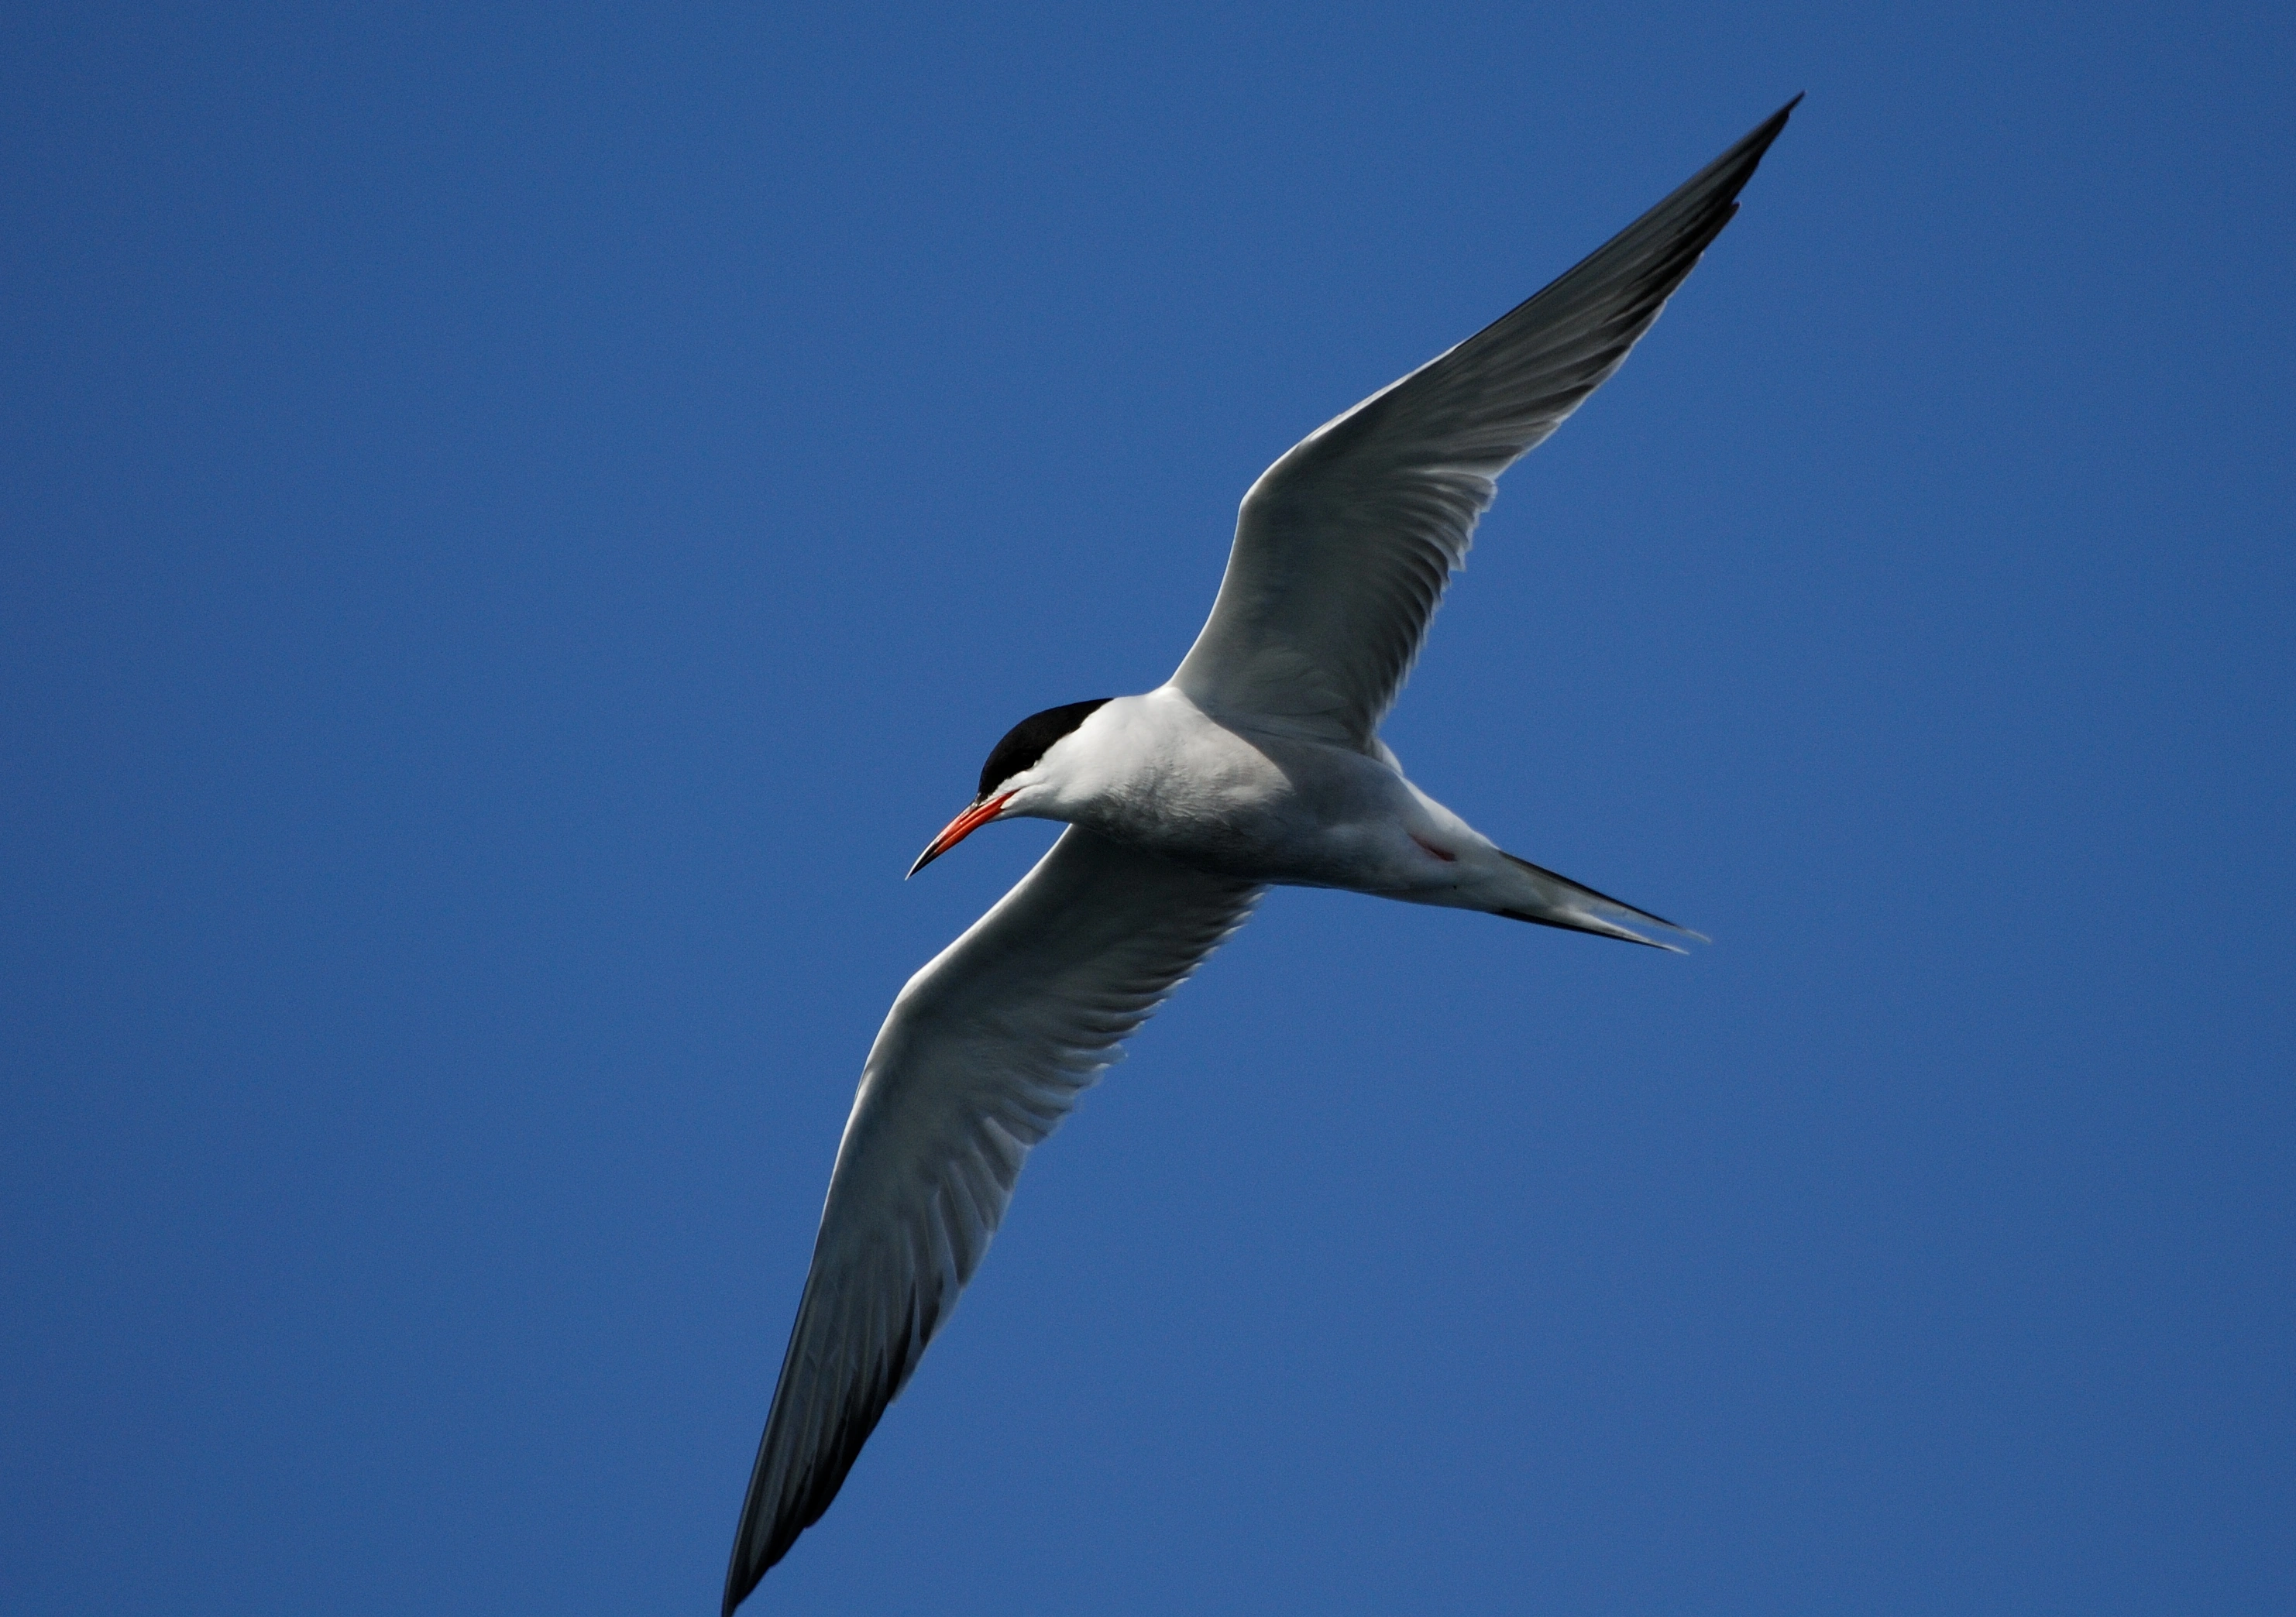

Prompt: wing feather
[724,829,1260,1612]
[1172,98,1798,744]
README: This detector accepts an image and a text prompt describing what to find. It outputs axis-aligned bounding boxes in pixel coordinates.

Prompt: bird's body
[1035,690,1423,886]
[722,98,1797,1612]
[1005,687,1675,939]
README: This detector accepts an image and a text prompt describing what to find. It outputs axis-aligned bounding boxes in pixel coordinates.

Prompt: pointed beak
[906,791,1015,878]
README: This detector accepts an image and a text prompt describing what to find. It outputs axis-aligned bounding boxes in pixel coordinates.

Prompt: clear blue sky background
[4,4,2290,1613]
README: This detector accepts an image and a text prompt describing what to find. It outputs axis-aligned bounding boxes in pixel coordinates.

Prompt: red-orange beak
[906,791,1015,878]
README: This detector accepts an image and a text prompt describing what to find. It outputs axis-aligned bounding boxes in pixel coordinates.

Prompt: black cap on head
[978,699,1112,799]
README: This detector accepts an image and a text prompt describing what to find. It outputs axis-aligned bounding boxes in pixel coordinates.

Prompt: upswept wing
[724,829,1260,1612]
[1171,98,1798,747]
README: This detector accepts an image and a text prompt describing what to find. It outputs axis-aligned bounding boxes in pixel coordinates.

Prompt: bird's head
[907,699,1114,877]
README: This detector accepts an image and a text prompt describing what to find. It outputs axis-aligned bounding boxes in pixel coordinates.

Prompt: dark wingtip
[722,1516,775,1615]
[1751,94,1803,140]
[724,1553,755,1616]
[724,1550,772,1617]
[1713,94,1803,180]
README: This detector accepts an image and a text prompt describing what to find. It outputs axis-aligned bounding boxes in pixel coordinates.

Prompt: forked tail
[1493,851,1708,953]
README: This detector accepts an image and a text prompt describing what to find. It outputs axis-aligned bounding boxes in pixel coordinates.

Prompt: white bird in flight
[724,98,1797,1612]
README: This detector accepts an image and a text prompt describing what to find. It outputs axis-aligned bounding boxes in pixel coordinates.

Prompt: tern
[724,98,1796,1612]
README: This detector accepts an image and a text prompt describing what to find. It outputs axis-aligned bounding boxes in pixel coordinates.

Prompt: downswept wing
[1172,98,1798,747]
[724,828,1260,1613]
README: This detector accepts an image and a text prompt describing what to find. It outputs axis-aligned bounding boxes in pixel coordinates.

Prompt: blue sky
[3,3,2290,1612]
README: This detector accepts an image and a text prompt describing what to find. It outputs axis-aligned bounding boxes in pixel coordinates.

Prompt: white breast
[1044,688,1428,887]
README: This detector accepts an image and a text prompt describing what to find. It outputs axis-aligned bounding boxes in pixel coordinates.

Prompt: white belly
[1049,687,1465,892]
